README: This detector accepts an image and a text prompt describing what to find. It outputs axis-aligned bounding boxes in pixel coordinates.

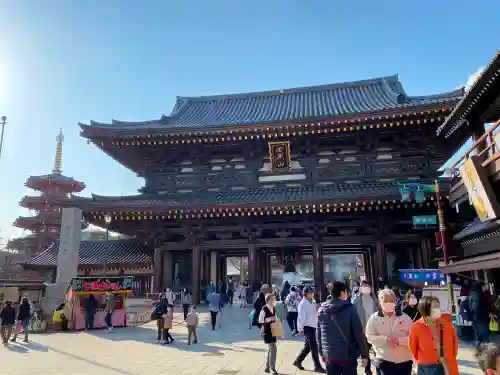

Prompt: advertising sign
[71,277,133,294]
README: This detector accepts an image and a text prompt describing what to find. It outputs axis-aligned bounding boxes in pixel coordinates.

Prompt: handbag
[271,319,284,337]
[428,321,451,375]
[490,318,499,332]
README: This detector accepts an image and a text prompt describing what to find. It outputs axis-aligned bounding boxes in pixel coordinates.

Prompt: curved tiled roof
[25,240,153,267]
[80,75,463,131]
[64,183,403,209]
[26,173,85,192]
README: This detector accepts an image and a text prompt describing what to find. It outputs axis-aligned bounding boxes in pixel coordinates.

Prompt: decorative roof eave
[437,51,500,138]
[455,218,500,244]
[25,176,86,192]
[80,101,458,141]
[80,197,445,223]
[19,195,70,208]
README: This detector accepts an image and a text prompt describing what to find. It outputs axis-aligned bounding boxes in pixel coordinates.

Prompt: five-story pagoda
[9,129,87,256]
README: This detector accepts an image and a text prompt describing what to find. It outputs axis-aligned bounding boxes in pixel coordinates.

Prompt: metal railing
[451,119,500,171]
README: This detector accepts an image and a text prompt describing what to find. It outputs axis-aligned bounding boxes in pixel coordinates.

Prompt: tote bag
[271,320,284,337]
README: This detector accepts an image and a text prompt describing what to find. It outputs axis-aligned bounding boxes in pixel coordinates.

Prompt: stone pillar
[376,242,388,283]
[192,246,201,304]
[313,243,325,302]
[153,249,164,293]
[56,208,82,285]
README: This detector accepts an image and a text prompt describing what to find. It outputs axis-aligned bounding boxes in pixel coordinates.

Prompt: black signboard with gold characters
[268,141,291,172]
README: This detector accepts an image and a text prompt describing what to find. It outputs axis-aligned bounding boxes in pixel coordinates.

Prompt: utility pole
[0,116,7,161]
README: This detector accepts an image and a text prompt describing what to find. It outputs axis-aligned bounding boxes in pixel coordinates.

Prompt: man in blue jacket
[317,281,369,375]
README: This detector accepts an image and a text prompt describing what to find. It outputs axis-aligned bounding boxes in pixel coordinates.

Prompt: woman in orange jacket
[408,296,459,375]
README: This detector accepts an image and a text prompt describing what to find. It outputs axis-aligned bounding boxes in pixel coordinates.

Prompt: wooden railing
[452,119,500,171]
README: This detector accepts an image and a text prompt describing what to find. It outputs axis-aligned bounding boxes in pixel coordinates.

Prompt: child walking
[477,342,500,375]
[186,305,199,345]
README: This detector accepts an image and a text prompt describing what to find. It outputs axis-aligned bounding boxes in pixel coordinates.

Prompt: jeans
[266,342,277,371]
[295,326,322,368]
[85,311,95,330]
[228,290,234,305]
[210,310,218,329]
[1,325,13,344]
[473,321,490,349]
[417,364,445,375]
[183,304,189,320]
[12,320,30,341]
[325,359,357,375]
[377,360,413,375]
[105,312,113,328]
[286,311,298,332]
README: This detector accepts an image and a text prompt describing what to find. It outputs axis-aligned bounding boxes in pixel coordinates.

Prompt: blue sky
[0,1,498,241]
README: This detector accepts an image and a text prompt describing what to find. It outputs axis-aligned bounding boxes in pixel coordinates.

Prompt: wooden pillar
[210,252,219,287]
[363,250,373,286]
[153,249,164,294]
[248,244,257,289]
[421,239,432,268]
[218,256,227,285]
[258,251,267,283]
[376,242,388,283]
[313,243,325,302]
[191,246,201,304]
[202,252,210,286]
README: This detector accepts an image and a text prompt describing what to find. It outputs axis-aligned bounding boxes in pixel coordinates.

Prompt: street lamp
[0,116,7,161]
[104,214,112,276]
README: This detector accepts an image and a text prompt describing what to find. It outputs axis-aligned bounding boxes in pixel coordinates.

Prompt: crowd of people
[248,279,500,375]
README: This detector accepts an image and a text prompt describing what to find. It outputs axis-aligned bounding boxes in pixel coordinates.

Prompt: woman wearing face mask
[258,293,279,375]
[365,289,413,375]
[409,296,459,375]
[403,292,421,321]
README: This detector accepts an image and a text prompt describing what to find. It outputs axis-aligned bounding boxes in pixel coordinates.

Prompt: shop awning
[440,252,500,273]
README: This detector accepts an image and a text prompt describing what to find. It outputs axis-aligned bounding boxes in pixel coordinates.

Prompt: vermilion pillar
[192,246,201,304]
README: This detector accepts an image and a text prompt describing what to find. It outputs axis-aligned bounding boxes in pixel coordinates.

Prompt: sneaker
[264,369,270,373]
[314,368,326,373]
[272,371,278,375]
[193,340,198,344]
[293,362,304,370]
[156,340,161,344]
[23,339,28,343]
[10,338,16,342]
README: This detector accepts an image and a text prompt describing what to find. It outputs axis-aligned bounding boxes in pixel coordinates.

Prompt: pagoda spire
[52,128,64,174]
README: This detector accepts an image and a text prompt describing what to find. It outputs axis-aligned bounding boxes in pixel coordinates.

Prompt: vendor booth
[66,276,133,330]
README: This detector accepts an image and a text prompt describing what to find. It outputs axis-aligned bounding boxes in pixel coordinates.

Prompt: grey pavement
[2,306,481,375]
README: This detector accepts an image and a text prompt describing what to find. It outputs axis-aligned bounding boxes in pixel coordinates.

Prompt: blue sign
[399,269,444,283]
[412,215,437,226]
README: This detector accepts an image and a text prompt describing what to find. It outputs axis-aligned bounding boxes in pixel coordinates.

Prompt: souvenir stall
[66,276,133,330]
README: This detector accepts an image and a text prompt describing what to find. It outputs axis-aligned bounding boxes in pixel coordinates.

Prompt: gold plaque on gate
[268,141,291,172]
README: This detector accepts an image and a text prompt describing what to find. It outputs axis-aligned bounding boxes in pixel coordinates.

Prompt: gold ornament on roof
[53,128,64,174]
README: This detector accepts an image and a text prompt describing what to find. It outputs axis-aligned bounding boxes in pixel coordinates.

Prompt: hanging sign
[268,141,292,172]
[412,215,437,227]
[399,269,444,283]
[70,277,133,295]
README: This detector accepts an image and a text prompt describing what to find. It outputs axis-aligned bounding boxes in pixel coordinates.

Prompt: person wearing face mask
[258,293,279,375]
[352,281,379,375]
[476,342,500,375]
[402,292,420,322]
[408,296,459,375]
[293,286,326,373]
[165,287,175,309]
[365,289,413,375]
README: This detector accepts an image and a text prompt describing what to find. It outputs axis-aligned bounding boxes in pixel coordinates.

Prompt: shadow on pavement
[4,340,49,353]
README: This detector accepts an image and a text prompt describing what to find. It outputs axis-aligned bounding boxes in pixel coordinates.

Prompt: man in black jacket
[317,282,369,375]
[0,300,16,345]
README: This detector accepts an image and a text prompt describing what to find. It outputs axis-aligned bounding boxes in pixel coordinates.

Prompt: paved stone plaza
[3,307,481,375]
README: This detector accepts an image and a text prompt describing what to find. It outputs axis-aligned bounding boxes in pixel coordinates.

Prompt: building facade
[56,74,464,302]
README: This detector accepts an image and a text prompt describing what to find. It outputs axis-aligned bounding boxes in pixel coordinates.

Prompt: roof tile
[25,240,153,267]
[81,75,463,130]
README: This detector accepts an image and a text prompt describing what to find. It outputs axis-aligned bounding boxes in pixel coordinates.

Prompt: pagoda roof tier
[25,172,85,193]
[80,75,463,137]
[14,215,62,228]
[20,194,74,209]
[57,182,446,217]
[437,51,500,139]
[24,240,153,269]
